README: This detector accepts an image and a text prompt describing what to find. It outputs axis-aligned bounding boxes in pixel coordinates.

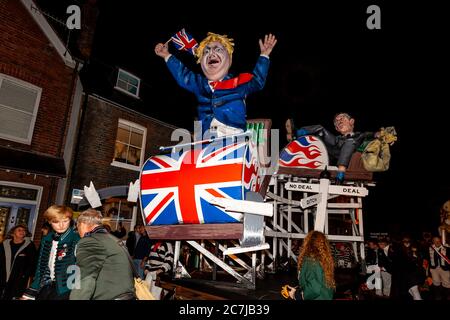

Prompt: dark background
[40,1,450,238]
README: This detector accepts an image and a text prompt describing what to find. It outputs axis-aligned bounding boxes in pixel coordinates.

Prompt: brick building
[0,0,83,243]
[0,0,179,242]
[66,5,177,233]
[69,92,176,233]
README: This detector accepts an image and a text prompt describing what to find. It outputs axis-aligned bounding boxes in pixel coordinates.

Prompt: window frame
[111,118,147,172]
[0,180,43,240]
[0,74,42,145]
[114,68,141,98]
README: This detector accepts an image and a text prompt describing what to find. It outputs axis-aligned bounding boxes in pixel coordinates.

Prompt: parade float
[137,123,396,294]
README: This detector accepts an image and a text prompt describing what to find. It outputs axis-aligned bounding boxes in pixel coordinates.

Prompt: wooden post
[173,240,181,278]
[287,176,292,258]
[314,178,330,232]
[212,241,218,281]
[273,177,278,269]
[199,240,204,272]
[279,177,284,257]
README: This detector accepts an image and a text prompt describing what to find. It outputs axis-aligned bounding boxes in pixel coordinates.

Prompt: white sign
[300,194,322,209]
[284,182,319,193]
[329,185,368,197]
[71,188,84,204]
[285,182,368,197]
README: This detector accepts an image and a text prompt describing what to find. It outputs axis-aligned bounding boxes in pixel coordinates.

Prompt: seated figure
[285,112,380,184]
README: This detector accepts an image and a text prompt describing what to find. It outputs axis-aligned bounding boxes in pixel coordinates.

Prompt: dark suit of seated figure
[286,112,378,184]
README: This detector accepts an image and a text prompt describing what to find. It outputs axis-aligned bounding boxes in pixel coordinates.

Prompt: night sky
[80,1,448,237]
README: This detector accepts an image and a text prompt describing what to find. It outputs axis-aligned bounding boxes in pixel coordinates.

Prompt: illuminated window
[111,119,146,171]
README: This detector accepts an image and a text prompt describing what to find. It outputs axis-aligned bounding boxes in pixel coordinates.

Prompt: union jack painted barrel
[140,136,260,225]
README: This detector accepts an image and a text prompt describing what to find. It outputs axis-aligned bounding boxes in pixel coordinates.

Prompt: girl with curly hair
[288,231,335,300]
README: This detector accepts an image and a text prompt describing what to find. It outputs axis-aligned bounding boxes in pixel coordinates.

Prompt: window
[111,119,146,171]
[0,74,42,144]
[103,198,135,239]
[115,69,140,98]
[0,181,43,241]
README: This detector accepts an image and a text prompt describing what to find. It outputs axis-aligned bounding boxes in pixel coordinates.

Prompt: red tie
[210,81,218,89]
[209,73,253,90]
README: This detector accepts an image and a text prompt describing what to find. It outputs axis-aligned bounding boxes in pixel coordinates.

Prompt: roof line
[20,0,76,68]
[89,93,179,130]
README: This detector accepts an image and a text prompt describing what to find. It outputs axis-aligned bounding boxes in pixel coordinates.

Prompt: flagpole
[432,246,450,264]
[158,131,253,152]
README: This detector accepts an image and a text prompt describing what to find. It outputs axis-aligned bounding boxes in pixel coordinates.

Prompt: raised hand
[259,33,278,57]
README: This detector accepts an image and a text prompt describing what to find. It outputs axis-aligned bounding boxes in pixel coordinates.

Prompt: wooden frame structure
[144,119,274,290]
[142,123,378,293]
[263,152,375,272]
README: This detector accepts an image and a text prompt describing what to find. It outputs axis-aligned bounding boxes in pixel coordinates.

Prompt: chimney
[77,0,99,60]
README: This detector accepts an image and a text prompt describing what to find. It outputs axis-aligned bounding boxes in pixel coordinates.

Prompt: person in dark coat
[0,224,36,300]
[285,113,381,184]
[126,224,143,256]
[70,209,134,300]
[396,237,425,300]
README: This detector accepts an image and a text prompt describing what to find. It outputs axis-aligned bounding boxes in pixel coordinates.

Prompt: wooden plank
[223,243,270,255]
[265,230,364,242]
[159,281,227,300]
[277,166,373,181]
[145,223,243,240]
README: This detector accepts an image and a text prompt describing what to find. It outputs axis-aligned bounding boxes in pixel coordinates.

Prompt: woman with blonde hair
[21,205,80,300]
[288,231,335,300]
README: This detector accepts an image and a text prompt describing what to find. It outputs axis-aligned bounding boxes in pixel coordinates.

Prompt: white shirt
[383,245,390,256]
[48,240,58,280]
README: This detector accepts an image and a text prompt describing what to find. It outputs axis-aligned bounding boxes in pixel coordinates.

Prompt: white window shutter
[0,75,41,144]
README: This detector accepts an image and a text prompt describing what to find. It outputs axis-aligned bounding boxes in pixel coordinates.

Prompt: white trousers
[408,285,422,300]
[376,271,392,297]
[210,118,244,137]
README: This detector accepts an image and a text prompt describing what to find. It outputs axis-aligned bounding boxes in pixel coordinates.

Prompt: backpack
[361,127,397,172]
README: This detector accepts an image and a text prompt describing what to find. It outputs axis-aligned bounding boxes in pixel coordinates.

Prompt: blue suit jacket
[166,55,270,133]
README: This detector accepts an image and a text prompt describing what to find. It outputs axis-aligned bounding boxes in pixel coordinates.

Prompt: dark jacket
[428,245,449,271]
[70,226,134,300]
[299,257,334,300]
[378,246,394,274]
[133,233,151,260]
[0,238,36,299]
[126,231,137,256]
[166,55,270,133]
[367,246,394,272]
[397,247,425,290]
[297,125,374,168]
[23,227,80,299]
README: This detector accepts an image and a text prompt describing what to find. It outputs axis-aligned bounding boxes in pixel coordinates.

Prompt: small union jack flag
[170,28,198,55]
[140,138,248,225]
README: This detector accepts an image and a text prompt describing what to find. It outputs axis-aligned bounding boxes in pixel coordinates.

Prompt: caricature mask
[196,33,234,82]
[334,113,355,136]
